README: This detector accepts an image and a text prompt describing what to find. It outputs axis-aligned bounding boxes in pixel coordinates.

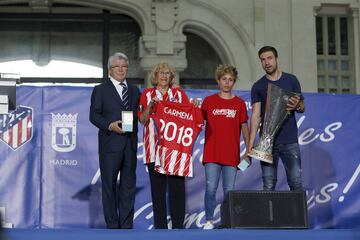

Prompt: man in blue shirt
[249,46,305,191]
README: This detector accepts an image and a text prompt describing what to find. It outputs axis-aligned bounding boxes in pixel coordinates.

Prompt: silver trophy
[248,83,299,164]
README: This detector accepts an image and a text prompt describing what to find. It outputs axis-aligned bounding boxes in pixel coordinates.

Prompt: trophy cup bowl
[248,83,300,164]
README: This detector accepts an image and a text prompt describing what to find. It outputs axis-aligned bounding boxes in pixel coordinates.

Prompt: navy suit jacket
[89,80,140,153]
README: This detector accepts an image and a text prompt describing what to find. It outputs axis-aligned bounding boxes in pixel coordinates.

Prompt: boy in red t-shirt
[201,64,250,229]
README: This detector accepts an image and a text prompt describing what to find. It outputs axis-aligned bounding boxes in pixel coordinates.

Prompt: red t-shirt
[151,101,204,177]
[201,94,248,167]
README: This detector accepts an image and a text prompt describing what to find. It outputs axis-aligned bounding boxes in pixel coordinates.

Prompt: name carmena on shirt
[164,107,194,120]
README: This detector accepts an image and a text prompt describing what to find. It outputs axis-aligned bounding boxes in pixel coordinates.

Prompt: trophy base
[248,149,273,164]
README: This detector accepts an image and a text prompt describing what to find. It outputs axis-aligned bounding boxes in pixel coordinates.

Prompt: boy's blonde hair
[215,64,238,81]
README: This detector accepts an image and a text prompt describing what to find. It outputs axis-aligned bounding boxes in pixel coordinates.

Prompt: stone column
[139,0,187,87]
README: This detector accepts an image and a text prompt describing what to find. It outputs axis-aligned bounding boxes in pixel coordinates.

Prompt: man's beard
[265,65,278,75]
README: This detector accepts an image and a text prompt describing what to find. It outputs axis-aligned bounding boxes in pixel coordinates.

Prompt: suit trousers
[99,139,137,229]
[147,163,185,229]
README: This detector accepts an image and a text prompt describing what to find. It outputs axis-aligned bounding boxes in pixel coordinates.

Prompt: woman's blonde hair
[149,62,176,86]
[215,64,238,81]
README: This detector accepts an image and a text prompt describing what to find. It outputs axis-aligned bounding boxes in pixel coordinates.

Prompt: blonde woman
[138,62,190,229]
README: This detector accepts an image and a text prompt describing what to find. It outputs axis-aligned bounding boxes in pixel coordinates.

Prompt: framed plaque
[121,111,133,132]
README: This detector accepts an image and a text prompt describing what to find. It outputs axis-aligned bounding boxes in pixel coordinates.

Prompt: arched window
[180,32,221,89]
[0,2,142,85]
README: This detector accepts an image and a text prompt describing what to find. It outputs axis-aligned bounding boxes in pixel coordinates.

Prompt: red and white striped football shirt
[138,87,189,164]
[151,101,203,177]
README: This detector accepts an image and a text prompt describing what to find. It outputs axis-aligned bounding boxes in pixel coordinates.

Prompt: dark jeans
[147,163,185,229]
[261,142,303,191]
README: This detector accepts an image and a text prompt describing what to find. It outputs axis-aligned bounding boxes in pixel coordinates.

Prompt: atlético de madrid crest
[0,106,34,151]
[51,113,78,152]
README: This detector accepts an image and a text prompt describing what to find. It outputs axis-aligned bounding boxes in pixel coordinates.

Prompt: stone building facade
[0,0,359,93]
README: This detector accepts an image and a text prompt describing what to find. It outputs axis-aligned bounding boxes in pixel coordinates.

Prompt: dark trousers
[147,163,185,229]
[99,141,137,229]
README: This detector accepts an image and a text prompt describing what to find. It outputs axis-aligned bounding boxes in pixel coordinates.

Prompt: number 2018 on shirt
[159,119,193,147]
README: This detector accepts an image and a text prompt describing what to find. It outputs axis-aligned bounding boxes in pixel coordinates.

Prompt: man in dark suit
[90,52,140,229]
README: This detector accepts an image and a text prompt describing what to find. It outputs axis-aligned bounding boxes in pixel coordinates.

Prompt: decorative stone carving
[151,0,178,31]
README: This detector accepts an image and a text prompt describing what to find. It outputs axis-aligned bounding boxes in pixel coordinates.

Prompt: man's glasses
[111,65,128,69]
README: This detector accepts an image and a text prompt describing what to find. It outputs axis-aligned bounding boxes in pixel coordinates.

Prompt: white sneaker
[203,221,214,230]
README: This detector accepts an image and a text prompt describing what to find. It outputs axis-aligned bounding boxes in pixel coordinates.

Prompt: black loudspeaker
[221,190,308,228]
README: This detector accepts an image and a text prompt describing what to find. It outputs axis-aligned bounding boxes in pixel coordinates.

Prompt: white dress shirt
[110,77,128,101]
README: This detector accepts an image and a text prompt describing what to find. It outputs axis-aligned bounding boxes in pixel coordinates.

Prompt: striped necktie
[120,82,129,110]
